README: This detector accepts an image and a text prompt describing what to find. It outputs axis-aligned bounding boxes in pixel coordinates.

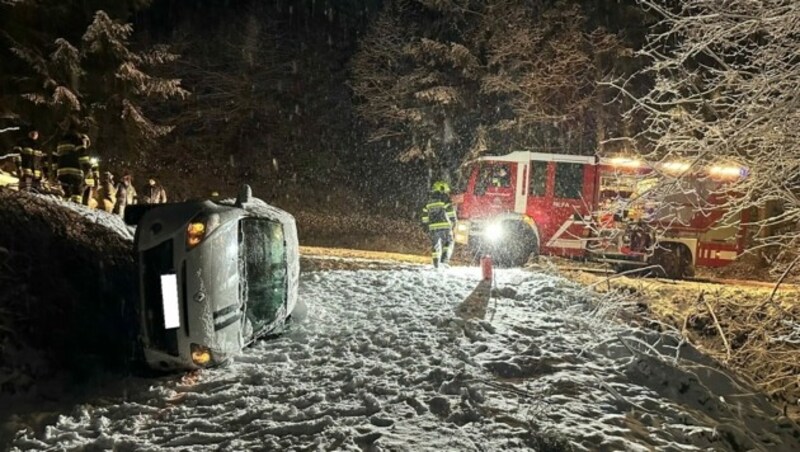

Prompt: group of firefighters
[6,125,455,265]
[1,126,168,217]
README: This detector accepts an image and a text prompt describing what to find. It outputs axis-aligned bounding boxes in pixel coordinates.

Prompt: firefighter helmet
[432,180,450,194]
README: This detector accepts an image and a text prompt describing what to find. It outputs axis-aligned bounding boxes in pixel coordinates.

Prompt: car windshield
[239,218,287,335]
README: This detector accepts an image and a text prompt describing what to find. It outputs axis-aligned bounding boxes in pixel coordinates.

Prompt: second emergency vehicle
[453,151,748,278]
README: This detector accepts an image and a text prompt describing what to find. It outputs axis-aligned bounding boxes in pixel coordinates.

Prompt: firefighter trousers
[18,175,42,192]
[429,228,454,267]
[58,174,84,203]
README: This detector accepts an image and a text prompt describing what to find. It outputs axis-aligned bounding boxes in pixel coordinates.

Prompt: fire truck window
[454,167,470,193]
[476,163,511,194]
[475,165,491,195]
[491,164,511,188]
[555,163,583,199]
[529,161,546,197]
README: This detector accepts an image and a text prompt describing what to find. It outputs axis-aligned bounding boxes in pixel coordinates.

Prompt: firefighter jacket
[141,183,167,204]
[95,177,117,213]
[13,137,45,179]
[55,132,90,178]
[114,181,137,214]
[421,191,457,231]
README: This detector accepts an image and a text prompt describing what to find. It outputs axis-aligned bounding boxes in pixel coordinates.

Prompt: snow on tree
[351,0,643,177]
[6,9,187,157]
[482,1,637,155]
[617,0,800,275]
[350,0,483,176]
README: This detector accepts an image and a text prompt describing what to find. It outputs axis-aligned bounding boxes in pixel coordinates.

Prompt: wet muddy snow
[8,264,800,451]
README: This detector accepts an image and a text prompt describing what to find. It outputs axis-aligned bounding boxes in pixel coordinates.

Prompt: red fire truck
[452,151,749,278]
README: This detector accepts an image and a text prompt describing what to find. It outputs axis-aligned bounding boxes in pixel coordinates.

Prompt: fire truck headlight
[456,223,468,233]
[709,165,747,179]
[484,222,504,242]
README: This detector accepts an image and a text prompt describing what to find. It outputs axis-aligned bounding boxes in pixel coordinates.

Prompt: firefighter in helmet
[13,128,45,191]
[421,180,457,268]
[54,128,90,203]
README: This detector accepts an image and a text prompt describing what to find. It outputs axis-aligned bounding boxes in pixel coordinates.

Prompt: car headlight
[186,221,206,248]
[191,343,213,366]
[186,213,220,250]
[484,222,504,242]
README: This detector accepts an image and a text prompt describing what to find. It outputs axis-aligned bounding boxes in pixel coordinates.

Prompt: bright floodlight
[484,222,504,242]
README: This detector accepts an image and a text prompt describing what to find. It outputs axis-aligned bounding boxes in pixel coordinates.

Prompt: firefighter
[113,173,137,217]
[13,128,45,191]
[54,129,90,203]
[95,171,117,212]
[82,157,101,207]
[421,180,457,268]
[141,178,167,204]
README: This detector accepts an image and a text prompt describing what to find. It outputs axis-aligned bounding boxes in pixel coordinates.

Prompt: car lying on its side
[126,185,300,370]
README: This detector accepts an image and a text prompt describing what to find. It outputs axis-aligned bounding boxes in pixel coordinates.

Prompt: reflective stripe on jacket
[13,138,45,178]
[421,191,457,231]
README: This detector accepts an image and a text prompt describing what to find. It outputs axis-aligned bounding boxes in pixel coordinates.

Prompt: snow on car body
[130,185,299,370]
[454,151,748,278]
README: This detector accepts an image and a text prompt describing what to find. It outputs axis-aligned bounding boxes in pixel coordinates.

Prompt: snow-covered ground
[7,259,800,451]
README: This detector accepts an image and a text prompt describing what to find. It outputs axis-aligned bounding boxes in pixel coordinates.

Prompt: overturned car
[126,185,300,370]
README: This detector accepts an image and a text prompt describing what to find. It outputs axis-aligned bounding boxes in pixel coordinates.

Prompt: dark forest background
[0,0,653,215]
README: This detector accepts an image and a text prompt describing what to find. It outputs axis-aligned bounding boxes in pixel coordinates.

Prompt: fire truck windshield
[475,163,512,194]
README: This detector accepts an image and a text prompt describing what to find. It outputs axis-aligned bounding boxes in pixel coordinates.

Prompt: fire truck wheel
[496,222,538,268]
[653,245,689,280]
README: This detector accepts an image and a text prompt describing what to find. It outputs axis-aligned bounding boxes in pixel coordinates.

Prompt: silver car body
[134,190,299,370]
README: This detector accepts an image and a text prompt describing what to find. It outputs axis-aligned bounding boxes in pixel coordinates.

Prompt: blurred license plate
[161,274,180,329]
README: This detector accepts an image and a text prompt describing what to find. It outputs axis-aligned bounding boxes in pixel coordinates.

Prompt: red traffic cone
[480,255,493,281]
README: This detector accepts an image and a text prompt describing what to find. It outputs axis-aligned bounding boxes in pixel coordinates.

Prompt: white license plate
[160,274,180,329]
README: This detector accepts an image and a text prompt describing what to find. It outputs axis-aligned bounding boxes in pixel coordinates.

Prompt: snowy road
[9,258,800,451]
